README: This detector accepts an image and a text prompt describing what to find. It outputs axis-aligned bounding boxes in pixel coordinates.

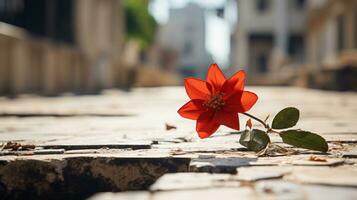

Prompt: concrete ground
[0,86,356,200]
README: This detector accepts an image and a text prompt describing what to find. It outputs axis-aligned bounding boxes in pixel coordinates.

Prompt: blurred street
[0,86,357,199]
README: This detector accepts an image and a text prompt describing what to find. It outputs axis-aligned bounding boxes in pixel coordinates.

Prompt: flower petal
[214,111,239,130]
[184,78,211,100]
[222,70,246,99]
[177,99,206,120]
[206,64,226,94]
[224,91,258,112]
[240,91,258,111]
[196,111,220,139]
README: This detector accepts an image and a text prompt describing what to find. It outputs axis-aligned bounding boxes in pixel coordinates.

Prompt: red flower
[178,64,258,138]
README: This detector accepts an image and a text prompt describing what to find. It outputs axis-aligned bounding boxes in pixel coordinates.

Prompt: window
[295,0,305,9]
[256,0,269,12]
[216,7,224,18]
[249,33,273,74]
[258,53,268,73]
[0,0,75,44]
[337,15,345,52]
[289,35,304,63]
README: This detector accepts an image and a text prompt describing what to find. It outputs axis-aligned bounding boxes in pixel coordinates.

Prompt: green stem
[242,112,269,129]
[241,113,282,135]
[268,129,281,135]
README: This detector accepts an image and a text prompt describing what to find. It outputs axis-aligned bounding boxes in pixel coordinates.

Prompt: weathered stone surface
[190,157,257,174]
[288,167,357,187]
[291,157,344,166]
[189,154,345,173]
[41,141,152,150]
[0,87,356,199]
[0,155,190,200]
[342,151,357,158]
[87,192,150,200]
[88,182,357,200]
[89,188,254,200]
[150,173,240,191]
[34,149,65,155]
[255,180,357,200]
[153,187,254,200]
[1,87,356,147]
[302,185,357,200]
[236,167,286,181]
[254,180,305,199]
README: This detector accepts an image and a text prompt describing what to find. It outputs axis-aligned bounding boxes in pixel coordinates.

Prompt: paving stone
[236,167,286,181]
[302,185,357,200]
[40,141,152,150]
[150,172,240,191]
[342,151,357,158]
[255,180,357,199]
[291,157,344,166]
[189,155,346,174]
[153,187,254,200]
[89,188,254,200]
[323,134,357,143]
[189,157,258,174]
[88,178,357,200]
[34,149,65,155]
[288,167,357,187]
[0,87,356,199]
[254,180,305,199]
[65,149,101,154]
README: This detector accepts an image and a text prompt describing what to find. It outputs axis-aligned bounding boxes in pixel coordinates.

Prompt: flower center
[203,93,225,111]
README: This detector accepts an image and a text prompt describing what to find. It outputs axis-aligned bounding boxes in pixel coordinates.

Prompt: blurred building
[231,0,357,90]
[304,0,357,90]
[0,0,125,95]
[231,0,307,84]
[158,3,212,79]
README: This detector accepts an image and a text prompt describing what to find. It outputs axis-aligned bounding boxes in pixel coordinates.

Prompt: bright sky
[149,0,237,67]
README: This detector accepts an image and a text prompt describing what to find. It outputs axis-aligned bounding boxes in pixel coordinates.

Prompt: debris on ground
[308,155,327,162]
[165,123,177,131]
[0,141,36,151]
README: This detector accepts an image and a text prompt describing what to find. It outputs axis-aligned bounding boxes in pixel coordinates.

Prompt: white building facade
[231,0,307,83]
[159,3,212,78]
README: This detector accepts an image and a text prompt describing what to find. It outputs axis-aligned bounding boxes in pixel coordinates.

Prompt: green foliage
[272,107,300,129]
[239,129,270,152]
[123,0,157,49]
[280,130,328,152]
[238,106,329,153]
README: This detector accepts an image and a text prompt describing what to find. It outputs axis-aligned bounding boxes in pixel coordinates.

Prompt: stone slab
[342,151,357,158]
[289,167,357,187]
[88,181,357,200]
[150,172,240,191]
[236,167,286,181]
[40,141,152,150]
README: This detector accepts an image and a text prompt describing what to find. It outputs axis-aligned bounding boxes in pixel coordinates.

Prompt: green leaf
[239,129,270,152]
[272,107,300,129]
[280,130,328,152]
